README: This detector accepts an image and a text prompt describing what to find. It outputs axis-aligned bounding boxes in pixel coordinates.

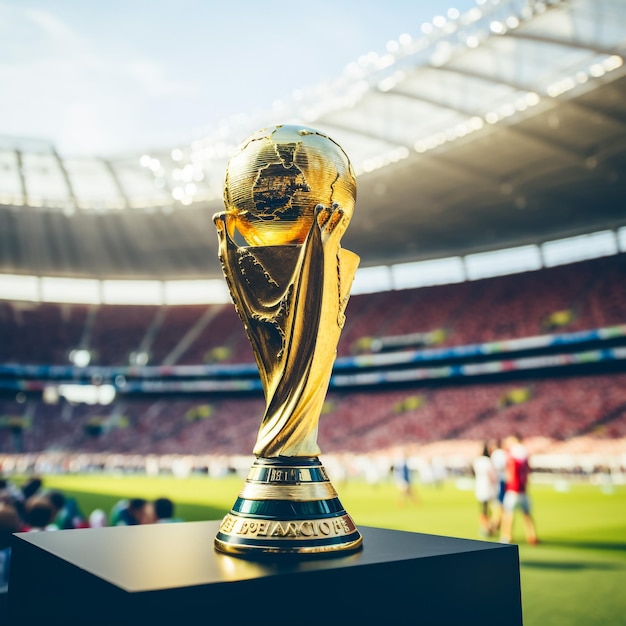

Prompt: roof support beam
[381,86,480,118]
[15,150,28,206]
[503,31,624,58]
[315,118,411,150]
[502,124,586,163]
[419,152,501,185]
[561,99,626,133]
[431,64,537,95]
[102,160,130,209]
[53,149,78,210]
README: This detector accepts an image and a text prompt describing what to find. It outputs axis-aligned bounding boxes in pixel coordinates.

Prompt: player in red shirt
[499,435,538,545]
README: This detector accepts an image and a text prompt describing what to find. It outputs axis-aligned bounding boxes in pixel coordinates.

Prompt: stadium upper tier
[1,254,624,368]
[1,0,626,280]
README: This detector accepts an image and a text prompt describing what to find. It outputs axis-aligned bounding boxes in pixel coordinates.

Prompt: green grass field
[20,473,626,626]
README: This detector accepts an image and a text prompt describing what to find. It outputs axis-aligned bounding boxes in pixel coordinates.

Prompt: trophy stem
[214,457,363,557]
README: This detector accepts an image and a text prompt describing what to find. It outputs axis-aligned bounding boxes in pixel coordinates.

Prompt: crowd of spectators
[0,254,624,460]
[0,374,625,457]
[340,254,626,355]
[0,475,181,595]
[0,255,624,367]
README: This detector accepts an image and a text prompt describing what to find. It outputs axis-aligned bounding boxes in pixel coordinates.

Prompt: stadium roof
[1,0,625,281]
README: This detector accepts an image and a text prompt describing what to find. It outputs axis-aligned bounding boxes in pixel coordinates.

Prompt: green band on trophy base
[213,125,363,558]
[215,457,362,556]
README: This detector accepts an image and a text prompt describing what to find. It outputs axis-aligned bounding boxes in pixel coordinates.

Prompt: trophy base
[214,456,363,558]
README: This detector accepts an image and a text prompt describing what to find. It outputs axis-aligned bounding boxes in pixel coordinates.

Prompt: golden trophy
[213,124,363,557]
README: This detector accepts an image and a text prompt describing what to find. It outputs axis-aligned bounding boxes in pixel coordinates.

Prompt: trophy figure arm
[213,211,296,393]
[213,211,251,330]
[315,203,360,326]
[213,210,227,238]
[253,203,359,458]
[315,202,349,245]
[213,211,234,259]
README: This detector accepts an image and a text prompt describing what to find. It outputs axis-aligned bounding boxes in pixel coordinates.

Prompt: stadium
[0,0,625,624]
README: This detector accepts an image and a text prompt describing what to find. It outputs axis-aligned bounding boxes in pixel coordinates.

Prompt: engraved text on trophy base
[219,513,356,539]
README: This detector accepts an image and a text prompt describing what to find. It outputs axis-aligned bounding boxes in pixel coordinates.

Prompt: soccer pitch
[29,473,626,626]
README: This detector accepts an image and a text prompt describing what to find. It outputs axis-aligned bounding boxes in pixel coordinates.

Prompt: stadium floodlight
[102,280,163,305]
[57,383,116,405]
[41,277,100,304]
[542,231,619,267]
[129,351,149,366]
[0,274,39,301]
[163,279,231,305]
[618,226,626,253]
[391,256,465,289]
[69,349,91,367]
[352,266,393,294]
[465,245,542,280]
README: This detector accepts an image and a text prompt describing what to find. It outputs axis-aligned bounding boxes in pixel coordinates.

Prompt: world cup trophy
[213,124,363,557]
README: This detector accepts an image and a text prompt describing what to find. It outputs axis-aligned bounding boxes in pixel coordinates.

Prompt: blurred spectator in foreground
[22,496,56,532]
[46,492,89,530]
[113,498,155,526]
[46,490,66,527]
[154,498,182,523]
[0,503,20,591]
[10,477,42,521]
[472,442,498,537]
[110,499,128,526]
[0,477,23,507]
[20,477,42,502]
[499,435,539,545]
[89,509,108,528]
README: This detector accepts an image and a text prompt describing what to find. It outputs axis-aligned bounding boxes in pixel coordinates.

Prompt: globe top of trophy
[223,124,357,247]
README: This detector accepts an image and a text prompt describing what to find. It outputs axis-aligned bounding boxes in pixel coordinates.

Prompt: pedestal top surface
[14,521,512,593]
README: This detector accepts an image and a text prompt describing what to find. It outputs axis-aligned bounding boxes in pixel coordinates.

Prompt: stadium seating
[1,255,624,367]
[0,254,624,457]
[1,373,625,456]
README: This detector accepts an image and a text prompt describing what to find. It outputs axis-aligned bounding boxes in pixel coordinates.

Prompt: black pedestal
[8,521,522,625]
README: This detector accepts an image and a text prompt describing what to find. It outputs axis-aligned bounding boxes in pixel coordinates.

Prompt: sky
[0,0,479,158]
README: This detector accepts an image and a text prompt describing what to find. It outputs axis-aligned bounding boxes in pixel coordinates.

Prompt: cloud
[23,7,85,46]
[0,0,468,156]
[126,60,199,99]
[0,4,201,155]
